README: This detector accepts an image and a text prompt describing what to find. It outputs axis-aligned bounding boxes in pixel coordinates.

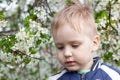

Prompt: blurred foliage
[0,0,120,80]
[94,0,120,67]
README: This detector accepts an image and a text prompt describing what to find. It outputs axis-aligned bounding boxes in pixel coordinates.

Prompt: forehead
[54,24,91,44]
[53,21,92,37]
[53,14,84,33]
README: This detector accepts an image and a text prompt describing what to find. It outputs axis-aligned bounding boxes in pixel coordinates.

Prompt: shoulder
[48,70,67,80]
[100,63,120,79]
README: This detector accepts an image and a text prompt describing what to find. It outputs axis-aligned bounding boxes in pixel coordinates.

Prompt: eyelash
[57,46,64,50]
[57,44,80,50]
[72,44,79,48]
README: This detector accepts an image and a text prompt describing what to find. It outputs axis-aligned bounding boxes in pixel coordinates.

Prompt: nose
[63,47,72,58]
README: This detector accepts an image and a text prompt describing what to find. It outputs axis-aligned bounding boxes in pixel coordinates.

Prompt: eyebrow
[55,43,63,46]
[55,40,82,45]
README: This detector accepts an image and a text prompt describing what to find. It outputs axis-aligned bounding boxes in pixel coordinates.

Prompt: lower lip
[65,61,75,66]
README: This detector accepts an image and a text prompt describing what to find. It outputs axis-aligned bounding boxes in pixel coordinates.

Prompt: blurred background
[0,0,120,80]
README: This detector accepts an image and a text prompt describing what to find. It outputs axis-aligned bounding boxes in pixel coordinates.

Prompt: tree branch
[0,29,18,37]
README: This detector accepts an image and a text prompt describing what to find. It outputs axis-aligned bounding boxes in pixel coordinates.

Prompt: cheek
[73,46,92,59]
[56,52,60,60]
[56,52,64,63]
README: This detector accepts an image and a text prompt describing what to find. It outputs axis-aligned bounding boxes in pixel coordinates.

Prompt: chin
[67,67,79,71]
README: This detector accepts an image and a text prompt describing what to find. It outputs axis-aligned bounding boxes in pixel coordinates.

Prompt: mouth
[65,61,76,66]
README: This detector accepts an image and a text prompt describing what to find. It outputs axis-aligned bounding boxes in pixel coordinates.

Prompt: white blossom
[113,54,120,61]
[4,1,19,17]
[26,0,35,5]
[0,20,7,31]
[0,20,7,27]
[0,1,8,11]
[15,28,29,40]
[21,12,29,19]
[0,0,120,79]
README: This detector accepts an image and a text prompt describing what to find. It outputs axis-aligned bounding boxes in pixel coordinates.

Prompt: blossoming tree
[0,0,120,80]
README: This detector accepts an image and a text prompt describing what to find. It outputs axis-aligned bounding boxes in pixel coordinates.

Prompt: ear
[92,35,100,51]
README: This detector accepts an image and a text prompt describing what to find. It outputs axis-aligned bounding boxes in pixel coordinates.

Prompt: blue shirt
[48,57,120,80]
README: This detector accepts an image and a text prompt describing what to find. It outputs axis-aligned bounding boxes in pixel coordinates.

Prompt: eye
[71,43,81,48]
[56,46,64,50]
[72,44,79,48]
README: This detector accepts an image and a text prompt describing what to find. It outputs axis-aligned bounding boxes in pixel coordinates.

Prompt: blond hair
[51,0,97,38]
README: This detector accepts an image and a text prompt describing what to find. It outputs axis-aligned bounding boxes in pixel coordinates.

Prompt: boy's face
[54,24,99,71]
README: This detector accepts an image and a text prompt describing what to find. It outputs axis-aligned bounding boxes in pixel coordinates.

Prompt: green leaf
[0,35,16,53]
[94,10,109,23]
[29,47,36,54]
[66,0,72,5]
[104,52,113,60]
[24,17,30,28]
[115,60,120,66]
[51,67,59,74]
[29,10,37,20]
[36,39,42,45]
[23,57,31,64]
[40,33,49,39]
[30,69,38,75]
[0,11,4,20]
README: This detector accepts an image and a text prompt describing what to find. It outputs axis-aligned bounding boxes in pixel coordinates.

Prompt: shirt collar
[91,57,101,71]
